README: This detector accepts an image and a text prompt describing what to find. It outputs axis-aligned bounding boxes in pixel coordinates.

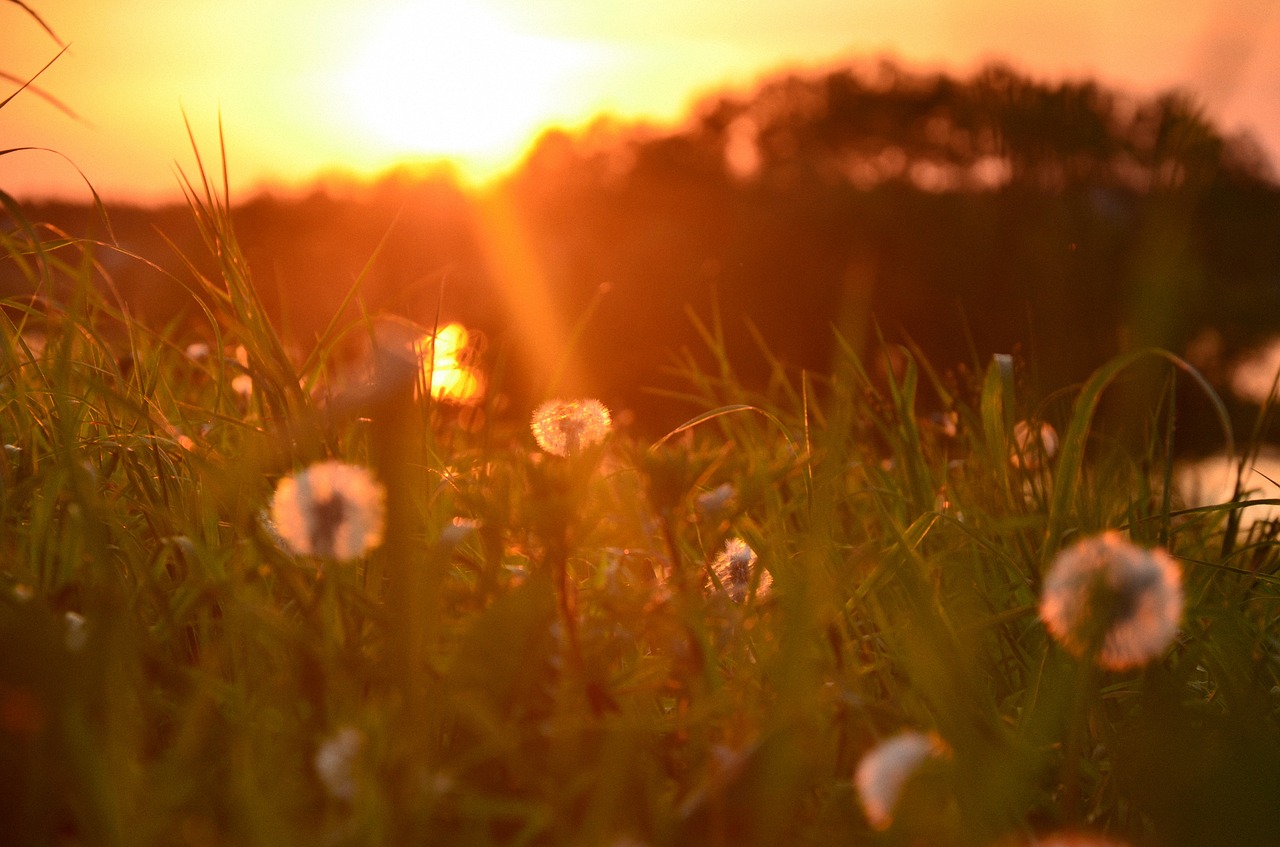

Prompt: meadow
[6,4,1280,839]
[4,143,1280,847]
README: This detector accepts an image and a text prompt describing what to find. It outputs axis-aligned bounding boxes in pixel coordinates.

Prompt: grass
[3,149,1280,847]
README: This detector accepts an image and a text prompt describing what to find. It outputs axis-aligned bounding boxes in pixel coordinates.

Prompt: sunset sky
[2,0,1278,203]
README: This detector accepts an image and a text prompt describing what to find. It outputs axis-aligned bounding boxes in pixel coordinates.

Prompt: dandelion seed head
[314,725,364,802]
[937,410,959,439]
[269,461,387,562]
[696,482,738,518]
[531,398,612,457]
[1040,531,1183,670]
[1011,419,1058,471]
[64,611,88,653]
[440,517,480,546]
[854,730,948,831]
[712,538,770,602]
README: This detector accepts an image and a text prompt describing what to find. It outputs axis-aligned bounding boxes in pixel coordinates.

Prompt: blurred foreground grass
[3,158,1280,847]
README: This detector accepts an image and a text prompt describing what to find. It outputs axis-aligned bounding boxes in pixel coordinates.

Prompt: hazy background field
[7,2,1280,441]
[7,59,1280,448]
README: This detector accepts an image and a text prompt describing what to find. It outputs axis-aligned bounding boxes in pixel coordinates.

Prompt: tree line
[6,60,1279,440]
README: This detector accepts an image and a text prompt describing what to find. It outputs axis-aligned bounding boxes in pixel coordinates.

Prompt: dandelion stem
[1061,652,1099,824]
[369,349,425,704]
[549,538,608,714]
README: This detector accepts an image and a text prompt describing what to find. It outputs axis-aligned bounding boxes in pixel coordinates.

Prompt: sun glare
[338,2,598,182]
[414,322,484,404]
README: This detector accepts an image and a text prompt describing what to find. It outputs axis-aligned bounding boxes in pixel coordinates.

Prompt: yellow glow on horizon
[335,2,603,183]
[4,0,1278,201]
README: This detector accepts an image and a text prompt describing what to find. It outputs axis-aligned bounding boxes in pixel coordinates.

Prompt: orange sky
[2,0,1278,203]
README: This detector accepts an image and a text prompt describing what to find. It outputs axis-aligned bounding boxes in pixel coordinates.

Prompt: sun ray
[472,190,582,397]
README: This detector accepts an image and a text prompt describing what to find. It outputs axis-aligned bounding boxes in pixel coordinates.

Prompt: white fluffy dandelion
[696,482,738,518]
[64,611,88,653]
[712,538,771,603]
[1040,531,1183,670]
[314,725,364,802]
[440,516,480,546]
[854,730,948,831]
[1011,419,1058,471]
[269,461,387,562]
[531,398,612,457]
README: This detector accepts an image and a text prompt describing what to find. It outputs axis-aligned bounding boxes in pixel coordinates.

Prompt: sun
[338,2,596,182]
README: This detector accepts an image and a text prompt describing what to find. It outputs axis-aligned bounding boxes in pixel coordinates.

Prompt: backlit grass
[3,155,1280,847]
